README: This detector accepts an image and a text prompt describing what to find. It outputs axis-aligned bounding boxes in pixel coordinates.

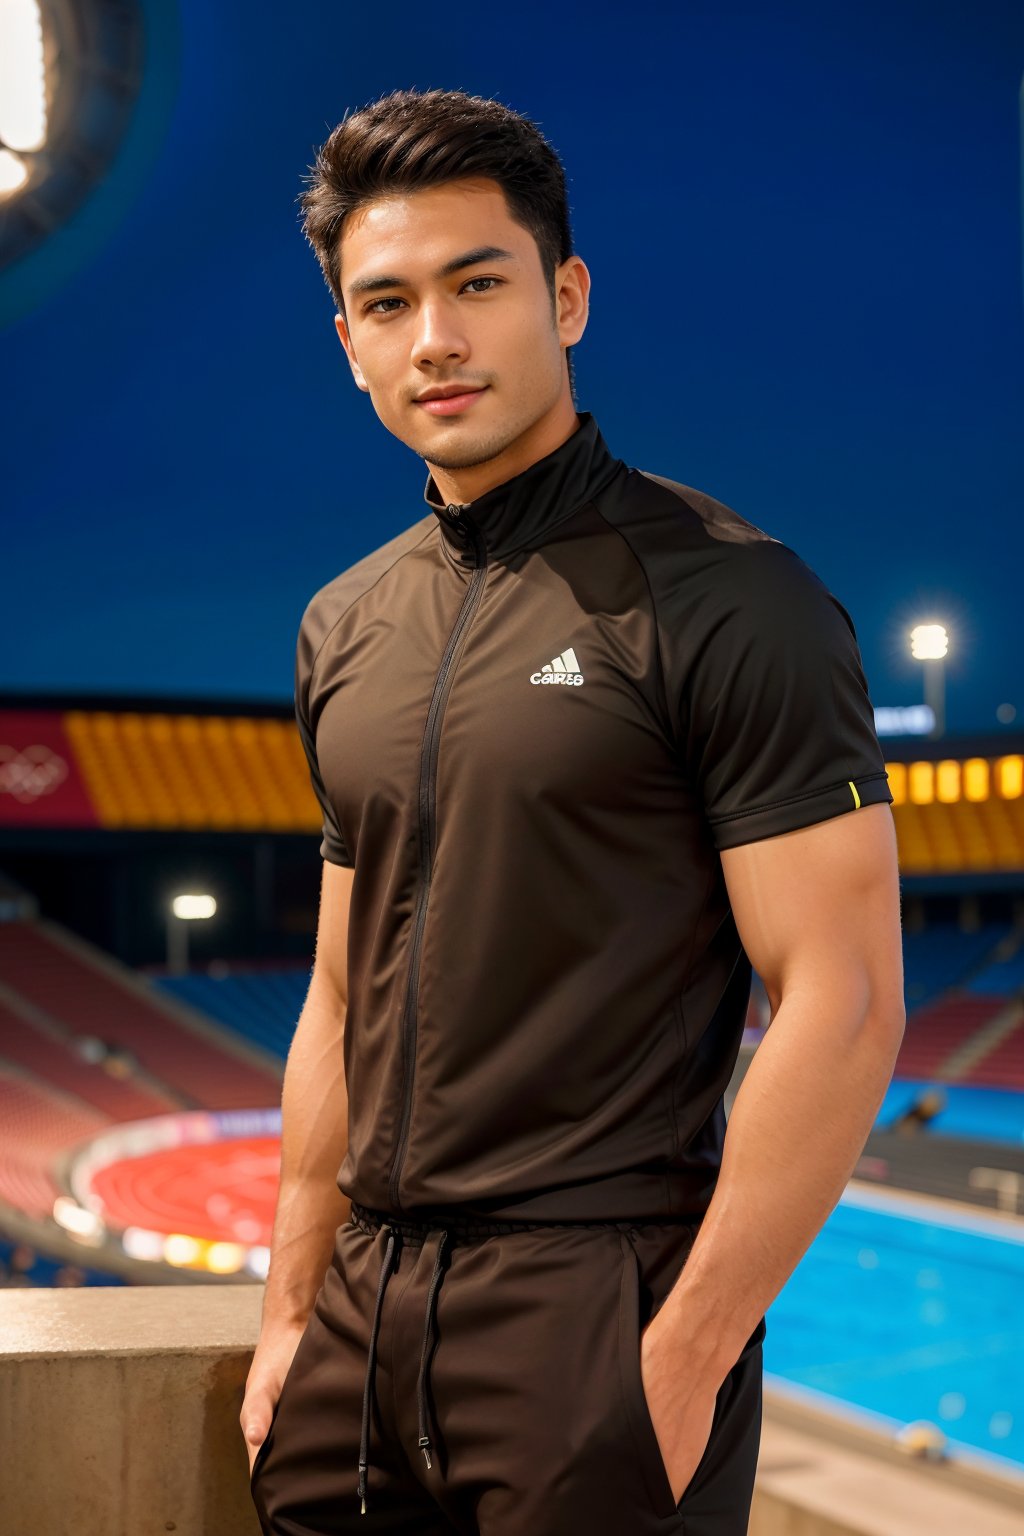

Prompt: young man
[243,87,905,1535]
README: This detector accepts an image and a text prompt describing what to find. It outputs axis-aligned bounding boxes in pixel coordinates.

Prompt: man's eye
[365,276,502,316]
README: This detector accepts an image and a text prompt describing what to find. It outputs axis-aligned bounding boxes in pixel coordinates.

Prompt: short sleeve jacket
[294,411,892,1220]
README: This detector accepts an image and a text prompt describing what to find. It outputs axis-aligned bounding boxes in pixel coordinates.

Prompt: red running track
[88,1136,281,1247]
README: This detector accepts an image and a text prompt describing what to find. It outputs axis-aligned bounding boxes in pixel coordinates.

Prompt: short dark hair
[297,88,578,394]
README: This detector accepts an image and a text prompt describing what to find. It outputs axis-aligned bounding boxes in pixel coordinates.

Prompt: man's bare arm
[260,857,355,1332]
[242,859,355,1463]
[640,802,905,1502]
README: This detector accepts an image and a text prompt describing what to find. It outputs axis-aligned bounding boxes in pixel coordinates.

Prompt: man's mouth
[415,387,489,416]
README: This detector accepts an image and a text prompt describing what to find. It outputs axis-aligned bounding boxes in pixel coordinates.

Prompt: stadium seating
[893,993,1011,1080]
[0,905,1022,1244]
[895,922,1024,1083]
[0,1070,105,1216]
[158,966,311,1061]
[0,1232,126,1289]
[0,918,283,1230]
[901,922,1013,1008]
[0,997,178,1120]
[959,1014,1024,1089]
[0,920,281,1110]
[964,947,1024,997]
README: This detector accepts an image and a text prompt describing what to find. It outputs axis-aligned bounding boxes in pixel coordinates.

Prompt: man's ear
[556,255,590,349]
[334,312,369,392]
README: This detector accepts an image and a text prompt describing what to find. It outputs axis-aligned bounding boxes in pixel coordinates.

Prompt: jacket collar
[423,410,624,563]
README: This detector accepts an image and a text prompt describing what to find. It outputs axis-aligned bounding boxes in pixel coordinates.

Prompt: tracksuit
[251,409,891,1533]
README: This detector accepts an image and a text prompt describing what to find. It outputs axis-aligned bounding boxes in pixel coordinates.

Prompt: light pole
[166,892,217,975]
[909,623,948,739]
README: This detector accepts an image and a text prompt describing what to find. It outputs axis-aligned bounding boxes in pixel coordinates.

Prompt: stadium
[2,2,1022,1534]
[3,702,1023,1532]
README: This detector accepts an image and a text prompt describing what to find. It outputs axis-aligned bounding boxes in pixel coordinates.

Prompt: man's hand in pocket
[242,1320,307,1476]
[640,1311,720,1506]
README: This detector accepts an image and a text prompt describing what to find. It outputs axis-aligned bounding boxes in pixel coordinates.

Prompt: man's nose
[412,301,468,369]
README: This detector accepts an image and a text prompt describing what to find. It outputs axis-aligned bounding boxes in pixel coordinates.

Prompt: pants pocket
[676,1312,765,1531]
[616,1234,684,1524]
[249,1317,313,1493]
[249,1391,283,1490]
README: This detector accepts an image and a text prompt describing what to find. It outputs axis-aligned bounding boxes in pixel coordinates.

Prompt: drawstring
[349,1202,685,1515]
[358,1226,399,1515]
[416,1229,449,1470]
[356,1223,450,1513]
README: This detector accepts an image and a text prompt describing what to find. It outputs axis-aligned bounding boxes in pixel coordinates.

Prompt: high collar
[423,410,624,564]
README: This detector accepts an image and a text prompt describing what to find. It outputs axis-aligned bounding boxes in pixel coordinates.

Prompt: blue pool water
[763,1187,1024,1472]
[876,1080,1024,1145]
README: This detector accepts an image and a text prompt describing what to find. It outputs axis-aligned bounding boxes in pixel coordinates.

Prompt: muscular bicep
[310,858,355,1011]
[719,802,904,1026]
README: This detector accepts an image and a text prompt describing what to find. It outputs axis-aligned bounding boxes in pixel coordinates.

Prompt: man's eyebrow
[345,245,518,300]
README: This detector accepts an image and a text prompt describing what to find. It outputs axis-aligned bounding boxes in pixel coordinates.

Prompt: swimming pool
[763,1185,1024,1473]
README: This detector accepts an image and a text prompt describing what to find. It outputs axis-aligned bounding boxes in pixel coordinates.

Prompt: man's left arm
[642,799,905,1503]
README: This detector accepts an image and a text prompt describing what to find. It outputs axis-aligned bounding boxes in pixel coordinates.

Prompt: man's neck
[424,404,582,508]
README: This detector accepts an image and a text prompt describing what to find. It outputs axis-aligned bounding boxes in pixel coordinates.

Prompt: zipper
[388,502,487,1211]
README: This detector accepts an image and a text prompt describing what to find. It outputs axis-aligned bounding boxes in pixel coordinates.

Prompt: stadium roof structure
[1,694,1022,884]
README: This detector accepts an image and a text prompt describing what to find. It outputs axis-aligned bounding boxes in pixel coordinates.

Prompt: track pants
[250,1203,766,1535]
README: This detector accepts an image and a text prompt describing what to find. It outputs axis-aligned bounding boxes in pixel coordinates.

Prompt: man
[243,86,905,1536]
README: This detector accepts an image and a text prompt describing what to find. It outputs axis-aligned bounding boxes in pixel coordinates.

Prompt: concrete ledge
[755,1417,1024,1536]
[1,1285,1021,1536]
[0,1285,263,1536]
[761,1382,1024,1517]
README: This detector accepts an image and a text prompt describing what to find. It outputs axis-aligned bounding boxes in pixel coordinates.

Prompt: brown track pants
[250,1203,766,1535]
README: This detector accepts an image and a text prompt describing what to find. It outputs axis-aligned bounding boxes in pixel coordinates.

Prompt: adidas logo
[530,646,584,686]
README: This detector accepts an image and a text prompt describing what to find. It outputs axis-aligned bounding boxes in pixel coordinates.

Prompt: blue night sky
[4,0,1022,736]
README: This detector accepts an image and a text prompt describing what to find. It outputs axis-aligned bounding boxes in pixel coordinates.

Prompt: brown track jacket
[294,410,892,1221]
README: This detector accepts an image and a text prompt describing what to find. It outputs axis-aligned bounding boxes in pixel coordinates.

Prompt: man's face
[334,177,588,472]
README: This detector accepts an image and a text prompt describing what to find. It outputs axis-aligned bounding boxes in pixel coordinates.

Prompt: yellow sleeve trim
[849,780,861,809]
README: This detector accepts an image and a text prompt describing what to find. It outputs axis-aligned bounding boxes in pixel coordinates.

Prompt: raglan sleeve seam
[591,504,677,750]
[306,522,436,696]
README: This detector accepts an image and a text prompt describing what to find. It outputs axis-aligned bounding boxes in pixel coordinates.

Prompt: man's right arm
[242,858,354,1465]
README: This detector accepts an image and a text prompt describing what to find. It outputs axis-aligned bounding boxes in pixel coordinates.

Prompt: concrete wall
[1,1286,263,1536]
[1,1286,1021,1536]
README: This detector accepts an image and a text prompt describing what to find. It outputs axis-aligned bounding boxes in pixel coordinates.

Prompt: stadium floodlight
[0,0,179,327]
[0,1,47,160]
[0,151,30,196]
[909,623,949,737]
[171,893,217,921]
[167,891,217,973]
[910,624,949,660]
